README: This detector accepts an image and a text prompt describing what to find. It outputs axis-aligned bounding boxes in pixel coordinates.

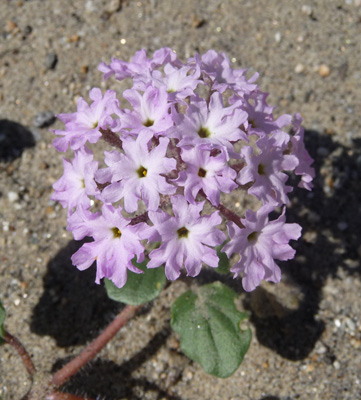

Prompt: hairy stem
[100,127,123,149]
[51,305,141,388]
[216,202,245,229]
[130,211,149,225]
[4,331,36,377]
[46,391,96,400]
[199,190,245,229]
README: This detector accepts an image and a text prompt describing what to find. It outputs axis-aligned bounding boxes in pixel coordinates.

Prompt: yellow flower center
[137,166,148,178]
[111,227,122,238]
[177,226,189,238]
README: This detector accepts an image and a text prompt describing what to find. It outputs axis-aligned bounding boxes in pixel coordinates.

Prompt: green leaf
[105,258,166,305]
[0,299,6,345]
[214,242,230,275]
[171,281,252,378]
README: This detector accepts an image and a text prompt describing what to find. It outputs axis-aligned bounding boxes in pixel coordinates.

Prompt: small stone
[301,5,313,16]
[344,259,359,269]
[337,221,348,231]
[317,147,329,157]
[303,230,317,243]
[319,64,331,77]
[80,65,89,74]
[294,63,305,74]
[45,52,58,70]
[5,20,17,33]
[106,0,122,13]
[186,371,193,380]
[345,318,356,332]
[324,127,335,135]
[191,15,205,28]
[168,336,180,350]
[333,360,341,370]
[33,111,55,128]
[45,206,54,214]
[85,0,96,13]
[316,344,327,354]
[351,338,361,348]
[68,34,80,43]
[8,191,19,203]
[23,25,32,36]
[305,364,315,373]
[275,32,282,43]
[325,175,334,189]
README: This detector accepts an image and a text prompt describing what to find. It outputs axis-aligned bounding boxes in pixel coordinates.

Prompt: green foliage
[0,299,5,345]
[105,259,166,305]
[171,281,252,378]
[214,242,231,275]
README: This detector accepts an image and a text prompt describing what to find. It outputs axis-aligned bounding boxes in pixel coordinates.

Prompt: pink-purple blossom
[223,205,302,291]
[174,146,237,206]
[97,130,176,212]
[238,135,298,206]
[119,86,173,136]
[69,205,149,288]
[171,93,248,157]
[147,196,226,280]
[51,48,314,291]
[53,88,117,152]
[51,146,99,214]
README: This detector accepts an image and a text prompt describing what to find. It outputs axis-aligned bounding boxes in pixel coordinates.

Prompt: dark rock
[45,52,58,70]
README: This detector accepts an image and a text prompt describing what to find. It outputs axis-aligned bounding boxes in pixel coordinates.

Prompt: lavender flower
[51,48,314,291]
[174,146,237,206]
[70,205,149,288]
[53,88,117,152]
[147,196,226,280]
[223,205,302,291]
[97,130,176,212]
[51,147,99,214]
[171,93,247,157]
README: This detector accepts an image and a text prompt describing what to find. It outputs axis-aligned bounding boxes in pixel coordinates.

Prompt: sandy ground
[0,0,361,399]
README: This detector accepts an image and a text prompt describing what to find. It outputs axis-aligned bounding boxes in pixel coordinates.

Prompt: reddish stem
[198,190,245,229]
[100,127,123,149]
[130,211,149,225]
[216,202,245,229]
[46,391,96,400]
[51,304,141,388]
[4,331,36,377]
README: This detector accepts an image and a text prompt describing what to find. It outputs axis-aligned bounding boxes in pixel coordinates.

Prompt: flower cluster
[52,48,314,291]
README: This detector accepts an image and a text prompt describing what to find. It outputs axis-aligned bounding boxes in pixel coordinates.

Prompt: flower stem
[100,127,123,149]
[216,202,245,229]
[4,331,36,377]
[51,304,141,388]
[46,391,96,400]
[199,190,245,229]
[130,211,149,225]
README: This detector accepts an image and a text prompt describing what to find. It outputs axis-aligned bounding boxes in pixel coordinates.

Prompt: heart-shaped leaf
[105,259,166,305]
[171,281,251,378]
